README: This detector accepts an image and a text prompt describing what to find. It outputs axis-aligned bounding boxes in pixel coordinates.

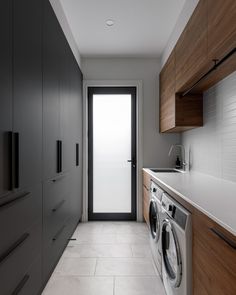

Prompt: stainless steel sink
[150,168,183,173]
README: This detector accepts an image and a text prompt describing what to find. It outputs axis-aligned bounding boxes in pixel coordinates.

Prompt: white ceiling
[59,0,186,58]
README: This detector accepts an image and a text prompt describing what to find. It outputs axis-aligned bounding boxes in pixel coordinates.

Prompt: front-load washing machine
[161,193,192,295]
[149,180,163,276]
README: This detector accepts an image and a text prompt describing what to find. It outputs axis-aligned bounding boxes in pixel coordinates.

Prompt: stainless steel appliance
[161,193,192,295]
[149,180,163,275]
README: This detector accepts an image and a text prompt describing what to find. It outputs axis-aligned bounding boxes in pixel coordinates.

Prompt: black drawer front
[43,174,71,245]
[43,173,70,210]
[43,219,71,282]
[0,184,42,255]
[0,222,42,295]
[10,256,42,295]
[43,194,70,246]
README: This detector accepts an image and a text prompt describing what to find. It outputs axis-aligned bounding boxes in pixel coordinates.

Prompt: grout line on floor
[94,258,98,276]
[113,277,116,295]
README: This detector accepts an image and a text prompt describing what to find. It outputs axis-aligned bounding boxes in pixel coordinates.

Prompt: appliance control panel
[162,193,176,217]
[150,181,163,202]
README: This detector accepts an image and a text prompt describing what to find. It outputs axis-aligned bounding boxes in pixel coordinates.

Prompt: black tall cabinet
[0,0,12,198]
[13,0,43,189]
[0,0,43,294]
[0,0,83,294]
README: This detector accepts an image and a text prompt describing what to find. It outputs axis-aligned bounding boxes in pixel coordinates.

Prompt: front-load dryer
[161,193,192,295]
[149,180,163,276]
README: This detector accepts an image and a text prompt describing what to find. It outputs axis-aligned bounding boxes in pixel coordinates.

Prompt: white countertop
[144,168,236,236]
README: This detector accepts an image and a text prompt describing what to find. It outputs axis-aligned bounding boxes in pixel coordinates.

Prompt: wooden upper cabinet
[160,52,176,132]
[208,0,236,61]
[175,0,209,93]
[160,51,203,133]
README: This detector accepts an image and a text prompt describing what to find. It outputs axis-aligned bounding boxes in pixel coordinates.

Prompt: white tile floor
[42,222,166,295]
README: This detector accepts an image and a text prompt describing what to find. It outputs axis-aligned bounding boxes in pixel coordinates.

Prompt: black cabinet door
[13,0,42,190]
[70,61,83,222]
[0,0,13,198]
[43,0,61,180]
[59,37,74,173]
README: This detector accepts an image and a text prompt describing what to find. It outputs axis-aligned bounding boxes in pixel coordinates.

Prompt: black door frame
[88,87,137,221]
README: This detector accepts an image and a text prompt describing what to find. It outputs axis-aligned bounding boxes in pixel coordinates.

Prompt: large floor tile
[63,244,133,258]
[114,276,166,295]
[54,257,97,276]
[95,257,157,276]
[100,222,148,234]
[71,233,117,244]
[116,233,149,244]
[131,245,152,257]
[42,276,114,295]
[71,223,104,238]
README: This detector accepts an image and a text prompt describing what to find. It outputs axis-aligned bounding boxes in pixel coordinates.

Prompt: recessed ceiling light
[106,19,115,27]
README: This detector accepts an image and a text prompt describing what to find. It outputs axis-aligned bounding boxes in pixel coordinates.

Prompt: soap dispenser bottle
[175,156,181,169]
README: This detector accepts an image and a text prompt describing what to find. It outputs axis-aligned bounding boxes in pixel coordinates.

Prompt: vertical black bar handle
[56,140,62,173]
[76,143,79,166]
[60,140,62,172]
[14,133,19,189]
[8,131,14,190]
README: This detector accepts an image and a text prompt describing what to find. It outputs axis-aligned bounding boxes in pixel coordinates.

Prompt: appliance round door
[149,199,160,242]
[161,218,182,288]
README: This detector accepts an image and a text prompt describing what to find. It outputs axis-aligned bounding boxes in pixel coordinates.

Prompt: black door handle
[127,159,136,168]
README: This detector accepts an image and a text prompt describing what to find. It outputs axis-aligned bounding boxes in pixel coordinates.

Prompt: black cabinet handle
[52,224,66,242]
[56,140,62,173]
[52,199,65,212]
[56,140,60,173]
[8,131,14,190]
[0,192,31,211]
[14,132,19,189]
[0,233,30,265]
[57,140,62,173]
[210,228,236,249]
[60,141,62,172]
[11,274,30,295]
[76,143,79,166]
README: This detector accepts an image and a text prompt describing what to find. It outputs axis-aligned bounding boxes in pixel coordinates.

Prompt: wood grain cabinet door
[207,0,236,61]
[159,52,176,132]
[193,209,236,295]
[175,0,209,93]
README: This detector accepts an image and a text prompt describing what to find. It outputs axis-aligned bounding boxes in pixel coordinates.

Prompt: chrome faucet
[168,144,188,171]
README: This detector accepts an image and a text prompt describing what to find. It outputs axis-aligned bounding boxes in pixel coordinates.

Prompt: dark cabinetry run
[42,0,83,284]
[0,0,83,294]
[0,0,43,294]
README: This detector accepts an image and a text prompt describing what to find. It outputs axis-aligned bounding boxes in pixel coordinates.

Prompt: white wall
[50,0,81,67]
[161,0,199,67]
[182,72,236,182]
[82,58,180,167]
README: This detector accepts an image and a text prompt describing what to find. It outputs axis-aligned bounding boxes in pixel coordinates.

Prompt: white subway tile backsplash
[182,71,236,182]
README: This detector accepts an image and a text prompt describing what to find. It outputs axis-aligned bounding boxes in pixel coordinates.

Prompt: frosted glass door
[93,94,132,213]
